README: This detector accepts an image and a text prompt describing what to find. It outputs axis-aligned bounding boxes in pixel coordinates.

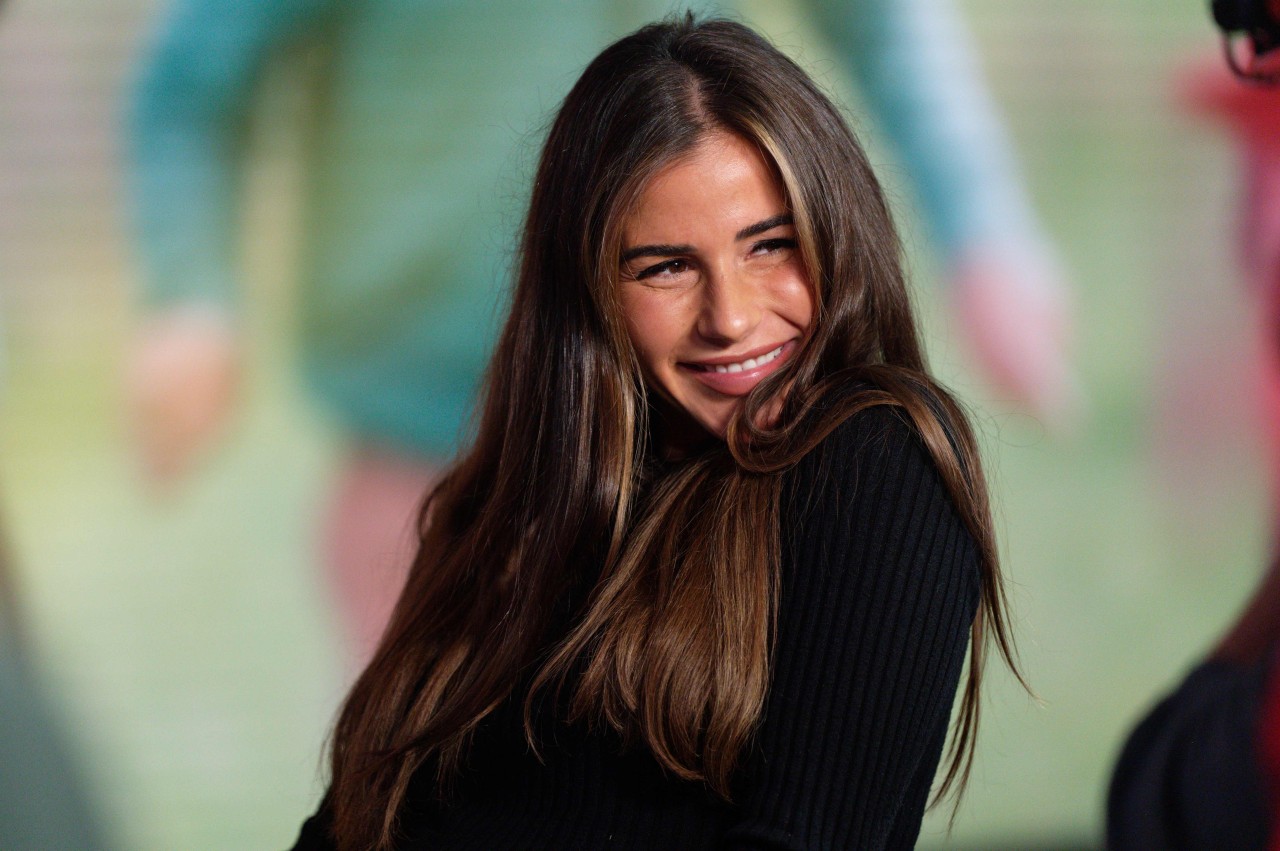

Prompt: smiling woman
[292,15,1022,851]
[620,131,813,449]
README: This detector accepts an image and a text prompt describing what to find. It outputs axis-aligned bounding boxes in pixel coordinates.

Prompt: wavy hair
[326,16,1023,850]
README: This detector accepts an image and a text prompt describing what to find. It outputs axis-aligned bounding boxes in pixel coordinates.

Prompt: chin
[703,415,733,438]
[672,396,728,437]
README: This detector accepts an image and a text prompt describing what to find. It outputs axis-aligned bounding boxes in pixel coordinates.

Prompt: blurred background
[0,0,1261,848]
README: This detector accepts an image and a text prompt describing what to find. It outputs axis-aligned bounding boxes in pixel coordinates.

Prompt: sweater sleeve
[1107,659,1270,850]
[725,406,981,850]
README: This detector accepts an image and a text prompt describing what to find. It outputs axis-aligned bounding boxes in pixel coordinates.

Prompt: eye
[750,237,797,257]
[632,258,695,282]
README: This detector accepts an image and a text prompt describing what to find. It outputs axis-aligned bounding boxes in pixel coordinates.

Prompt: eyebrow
[735,213,793,241]
[620,243,693,263]
[619,213,794,264]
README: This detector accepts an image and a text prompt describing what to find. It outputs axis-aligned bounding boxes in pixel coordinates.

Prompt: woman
[293,15,1020,851]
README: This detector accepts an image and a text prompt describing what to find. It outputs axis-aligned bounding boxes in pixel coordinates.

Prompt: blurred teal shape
[808,0,1052,261]
[129,0,693,457]
[0,614,110,851]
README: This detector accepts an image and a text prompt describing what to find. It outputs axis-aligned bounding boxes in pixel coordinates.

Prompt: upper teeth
[710,345,784,374]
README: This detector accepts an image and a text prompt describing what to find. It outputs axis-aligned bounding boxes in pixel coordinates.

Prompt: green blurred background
[0,1,1262,848]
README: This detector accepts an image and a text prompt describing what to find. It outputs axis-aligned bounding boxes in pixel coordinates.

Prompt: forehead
[622,132,787,242]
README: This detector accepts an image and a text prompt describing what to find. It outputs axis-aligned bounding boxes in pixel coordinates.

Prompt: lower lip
[680,340,798,396]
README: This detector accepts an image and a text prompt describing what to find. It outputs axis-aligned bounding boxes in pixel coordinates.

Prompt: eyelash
[635,258,691,280]
[633,237,796,281]
[752,237,796,255]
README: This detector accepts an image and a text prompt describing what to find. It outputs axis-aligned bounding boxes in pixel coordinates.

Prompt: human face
[618,131,813,443]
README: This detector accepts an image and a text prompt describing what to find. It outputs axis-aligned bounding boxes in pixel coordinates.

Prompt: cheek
[776,268,815,330]
[620,292,680,376]
[798,290,815,330]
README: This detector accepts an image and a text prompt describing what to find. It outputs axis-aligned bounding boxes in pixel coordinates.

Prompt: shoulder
[784,398,947,519]
[780,394,981,609]
[810,399,922,460]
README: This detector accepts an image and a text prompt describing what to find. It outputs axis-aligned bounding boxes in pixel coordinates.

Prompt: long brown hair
[326,16,1023,850]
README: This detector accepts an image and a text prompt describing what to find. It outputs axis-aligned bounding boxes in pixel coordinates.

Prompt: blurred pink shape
[1176,54,1280,491]
[950,245,1080,428]
[126,306,240,491]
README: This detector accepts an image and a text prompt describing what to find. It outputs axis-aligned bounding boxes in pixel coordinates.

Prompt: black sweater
[292,406,981,850]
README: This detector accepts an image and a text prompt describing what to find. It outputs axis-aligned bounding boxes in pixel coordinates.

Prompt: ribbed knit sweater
[291,405,981,850]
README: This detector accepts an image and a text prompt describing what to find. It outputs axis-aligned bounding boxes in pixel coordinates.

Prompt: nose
[696,266,760,344]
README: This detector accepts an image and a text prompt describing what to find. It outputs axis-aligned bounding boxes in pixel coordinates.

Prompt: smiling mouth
[686,344,785,374]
